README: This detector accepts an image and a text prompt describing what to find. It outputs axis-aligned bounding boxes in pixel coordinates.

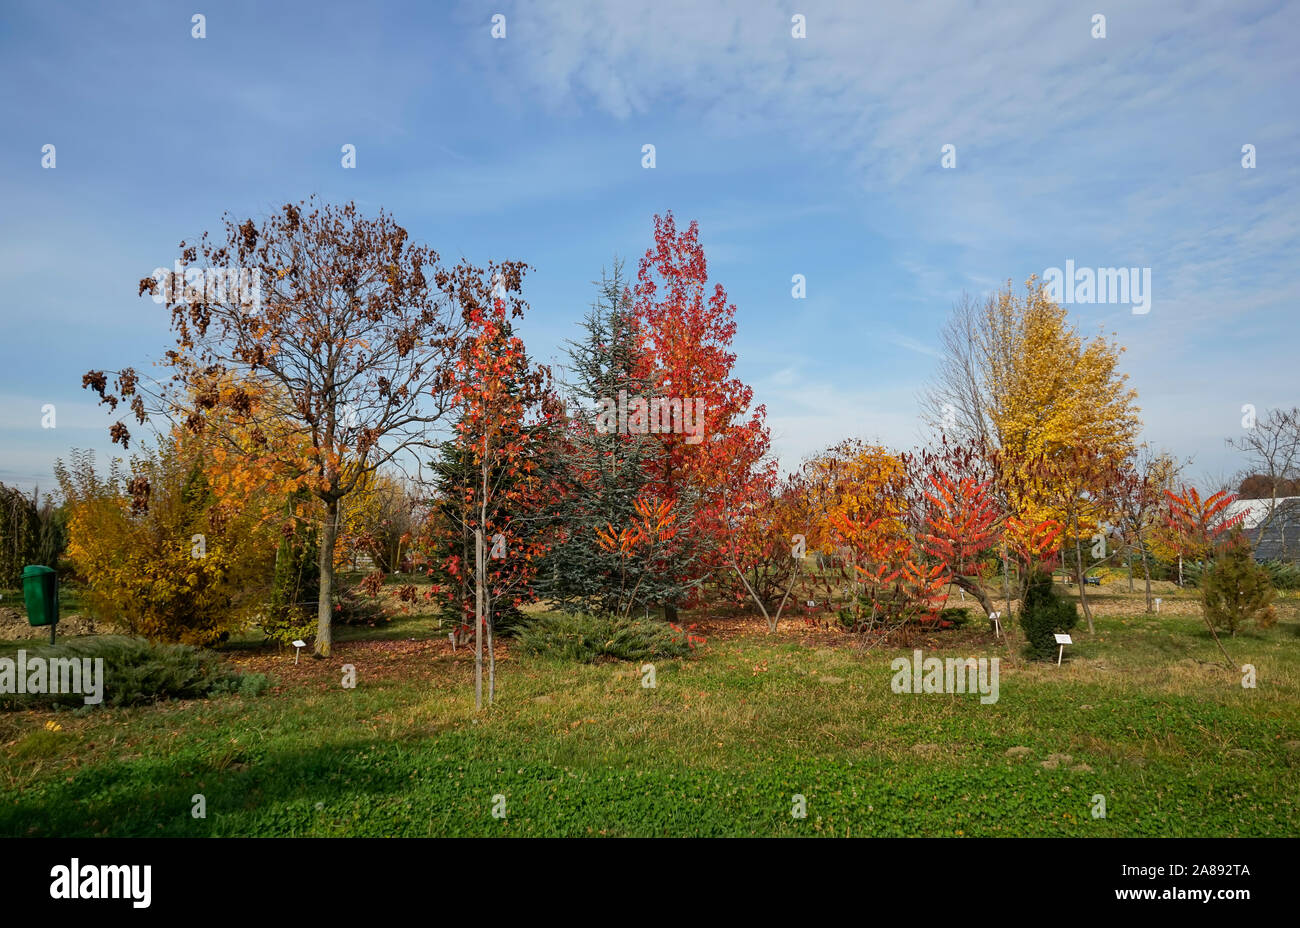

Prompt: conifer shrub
[1019,572,1079,660]
[1,636,271,709]
[1200,539,1278,635]
[515,612,696,663]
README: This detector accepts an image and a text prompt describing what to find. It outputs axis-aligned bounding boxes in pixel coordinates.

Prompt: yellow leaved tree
[925,278,1142,631]
[58,375,313,645]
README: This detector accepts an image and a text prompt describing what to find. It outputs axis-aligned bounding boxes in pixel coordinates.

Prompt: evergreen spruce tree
[538,262,702,618]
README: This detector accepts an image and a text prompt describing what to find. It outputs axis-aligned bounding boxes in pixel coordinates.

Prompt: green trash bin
[22,565,58,644]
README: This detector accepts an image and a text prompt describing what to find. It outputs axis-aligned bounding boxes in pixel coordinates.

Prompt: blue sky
[1,0,1297,493]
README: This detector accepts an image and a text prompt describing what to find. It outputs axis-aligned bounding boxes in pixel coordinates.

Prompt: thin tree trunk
[1001,541,1012,619]
[1074,517,1094,634]
[1203,612,1235,669]
[731,562,772,630]
[474,527,484,711]
[315,497,339,657]
[1140,546,1153,612]
[487,606,495,705]
[773,558,803,630]
[475,433,490,710]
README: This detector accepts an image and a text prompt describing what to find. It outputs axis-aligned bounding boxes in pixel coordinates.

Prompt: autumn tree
[1237,474,1300,499]
[84,198,468,656]
[920,284,1134,456]
[797,440,911,618]
[1158,486,1251,665]
[719,470,805,632]
[799,442,919,634]
[338,470,417,574]
[633,213,772,619]
[429,268,557,708]
[905,439,1003,620]
[1035,444,1117,632]
[916,473,1000,615]
[1105,450,1179,611]
[55,437,276,645]
[1004,515,1066,616]
[1157,486,1247,581]
[0,485,43,588]
[595,495,691,619]
[923,279,1141,632]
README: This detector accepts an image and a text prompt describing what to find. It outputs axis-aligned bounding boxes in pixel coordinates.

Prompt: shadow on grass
[0,734,432,838]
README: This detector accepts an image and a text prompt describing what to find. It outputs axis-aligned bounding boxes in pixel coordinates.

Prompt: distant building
[1225,496,1300,563]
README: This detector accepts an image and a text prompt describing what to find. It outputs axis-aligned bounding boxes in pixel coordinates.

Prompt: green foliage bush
[1261,559,1300,591]
[1,636,271,709]
[937,606,970,628]
[1181,559,1209,588]
[1019,572,1079,660]
[515,612,694,663]
[1200,542,1278,635]
[263,492,320,646]
[0,483,63,588]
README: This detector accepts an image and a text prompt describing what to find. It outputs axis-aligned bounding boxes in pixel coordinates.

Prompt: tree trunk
[1203,612,1235,669]
[487,607,496,705]
[1140,546,1153,612]
[731,562,772,630]
[953,574,994,623]
[475,527,484,711]
[315,497,339,657]
[475,431,491,710]
[1001,541,1012,619]
[1074,519,1094,634]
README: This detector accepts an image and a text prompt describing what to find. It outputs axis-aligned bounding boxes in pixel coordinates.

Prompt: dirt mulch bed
[0,606,101,641]
[685,606,1009,652]
[225,636,515,694]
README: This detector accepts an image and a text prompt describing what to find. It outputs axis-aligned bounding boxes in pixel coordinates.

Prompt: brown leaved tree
[84,198,479,656]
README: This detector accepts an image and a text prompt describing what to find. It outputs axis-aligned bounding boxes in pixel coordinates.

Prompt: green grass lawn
[3,593,1298,837]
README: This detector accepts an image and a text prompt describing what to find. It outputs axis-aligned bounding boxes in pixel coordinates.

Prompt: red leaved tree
[594,494,683,619]
[719,471,806,632]
[1158,485,1249,666]
[633,212,773,619]
[917,472,1001,618]
[1005,516,1065,598]
[1104,451,1178,612]
[1160,487,1246,571]
[431,268,558,708]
